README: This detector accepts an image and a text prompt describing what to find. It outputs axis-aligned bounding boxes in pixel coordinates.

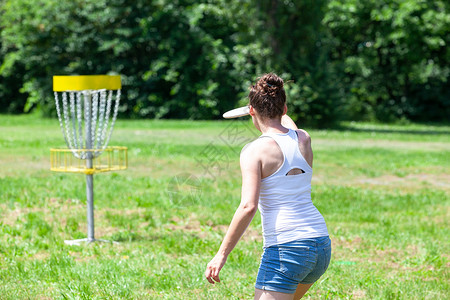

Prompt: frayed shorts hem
[254,284,295,294]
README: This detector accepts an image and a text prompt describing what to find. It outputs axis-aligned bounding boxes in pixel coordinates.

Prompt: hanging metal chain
[104,89,121,150]
[62,92,74,150]
[54,92,70,148]
[91,90,99,152]
[100,89,113,150]
[76,91,84,158]
[69,92,78,150]
[83,90,92,154]
[96,89,107,153]
[54,88,121,160]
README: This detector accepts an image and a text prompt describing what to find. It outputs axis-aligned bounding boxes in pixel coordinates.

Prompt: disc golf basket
[50,75,127,245]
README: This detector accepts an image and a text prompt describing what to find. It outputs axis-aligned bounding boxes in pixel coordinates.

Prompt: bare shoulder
[240,139,263,171]
[241,137,283,177]
[295,129,312,143]
[240,140,257,165]
[241,137,277,160]
[295,129,313,168]
[240,137,279,166]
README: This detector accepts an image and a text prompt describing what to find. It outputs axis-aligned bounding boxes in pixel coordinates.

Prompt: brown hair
[248,73,286,119]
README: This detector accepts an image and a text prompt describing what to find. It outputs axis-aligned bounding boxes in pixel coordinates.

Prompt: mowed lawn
[0,114,448,299]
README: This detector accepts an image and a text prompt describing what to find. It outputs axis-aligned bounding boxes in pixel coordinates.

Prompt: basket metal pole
[85,92,95,242]
[86,169,95,241]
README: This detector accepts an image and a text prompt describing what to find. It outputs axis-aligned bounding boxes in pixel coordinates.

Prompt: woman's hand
[205,254,228,284]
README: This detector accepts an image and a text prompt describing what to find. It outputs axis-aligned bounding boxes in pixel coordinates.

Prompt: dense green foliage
[0,0,448,125]
[325,0,450,122]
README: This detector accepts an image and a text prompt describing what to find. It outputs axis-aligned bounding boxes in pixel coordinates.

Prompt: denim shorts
[255,236,331,294]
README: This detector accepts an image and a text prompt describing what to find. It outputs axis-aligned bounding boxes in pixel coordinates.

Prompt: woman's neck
[258,118,288,134]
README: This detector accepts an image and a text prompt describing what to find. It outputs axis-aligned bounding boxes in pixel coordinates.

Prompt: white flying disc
[223,106,250,119]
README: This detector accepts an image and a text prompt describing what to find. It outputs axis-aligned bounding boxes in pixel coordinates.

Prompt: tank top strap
[259,129,307,177]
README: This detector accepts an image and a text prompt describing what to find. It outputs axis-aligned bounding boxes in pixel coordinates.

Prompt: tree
[1,0,448,124]
[0,0,261,119]
[324,0,450,122]
[250,0,344,127]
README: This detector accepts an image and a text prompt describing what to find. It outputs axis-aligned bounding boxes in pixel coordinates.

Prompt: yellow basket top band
[53,75,121,91]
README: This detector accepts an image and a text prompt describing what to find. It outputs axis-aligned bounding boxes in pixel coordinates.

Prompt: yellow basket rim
[53,75,121,91]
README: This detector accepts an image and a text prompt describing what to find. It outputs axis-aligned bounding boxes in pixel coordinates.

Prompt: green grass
[0,114,449,299]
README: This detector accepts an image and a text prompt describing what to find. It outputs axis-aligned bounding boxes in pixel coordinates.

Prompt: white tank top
[258,129,328,248]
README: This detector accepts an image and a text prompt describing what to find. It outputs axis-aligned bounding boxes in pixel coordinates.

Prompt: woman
[205,73,331,300]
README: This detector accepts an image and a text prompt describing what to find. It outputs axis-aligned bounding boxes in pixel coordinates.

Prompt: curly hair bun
[264,72,283,85]
[249,73,286,119]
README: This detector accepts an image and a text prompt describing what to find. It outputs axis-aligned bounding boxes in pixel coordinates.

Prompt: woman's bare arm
[205,145,261,284]
[281,114,298,130]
